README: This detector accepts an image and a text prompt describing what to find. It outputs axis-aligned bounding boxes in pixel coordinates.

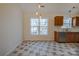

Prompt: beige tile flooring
[8,41,79,56]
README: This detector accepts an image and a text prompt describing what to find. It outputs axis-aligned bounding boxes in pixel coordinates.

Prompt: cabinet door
[72,17,76,26]
[66,32,74,42]
[54,16,63,26]
[54,32,57,41]
[76,17,79,26]
[75,33,79,42]
[54,32,59,42]
[73,17,79,26]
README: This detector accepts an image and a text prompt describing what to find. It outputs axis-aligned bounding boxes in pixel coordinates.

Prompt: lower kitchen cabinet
[54,31,79,43]
[54,31,59,42]
[75,33,79,42]
[54,31,66,43]
[66,32,73,42]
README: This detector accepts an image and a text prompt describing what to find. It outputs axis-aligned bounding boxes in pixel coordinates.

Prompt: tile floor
[8,41,79,56]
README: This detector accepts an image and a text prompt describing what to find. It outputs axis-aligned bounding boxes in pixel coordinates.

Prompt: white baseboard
[23,39,53,42]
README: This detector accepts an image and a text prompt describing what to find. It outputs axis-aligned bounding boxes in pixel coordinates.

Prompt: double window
[31,18,48,35]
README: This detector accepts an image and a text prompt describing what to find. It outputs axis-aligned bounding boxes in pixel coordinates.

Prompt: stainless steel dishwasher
[59,32,66,42]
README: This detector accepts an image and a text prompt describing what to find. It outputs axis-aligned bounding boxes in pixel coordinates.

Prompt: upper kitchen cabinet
[54,16,63,26]
[72,16,79,26]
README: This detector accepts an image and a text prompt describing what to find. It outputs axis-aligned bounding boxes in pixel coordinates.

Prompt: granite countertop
[55,31,79,32]
[55,29,79,32]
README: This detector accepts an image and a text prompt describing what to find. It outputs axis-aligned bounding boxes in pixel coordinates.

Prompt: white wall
[0,5,23,55]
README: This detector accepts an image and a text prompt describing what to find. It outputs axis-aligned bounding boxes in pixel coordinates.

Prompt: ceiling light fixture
[35,3,45,19]
[36,12,39,16]
[38,4,41,9]
[39,14,42,19]
[38,3,45,9]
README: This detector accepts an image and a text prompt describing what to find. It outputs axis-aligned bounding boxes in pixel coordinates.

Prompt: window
[62,17,72,28]
[31,18,48,35]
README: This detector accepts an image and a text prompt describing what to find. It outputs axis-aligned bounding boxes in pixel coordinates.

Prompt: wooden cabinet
[74,33,79,42]
[54,31,79,43]
[72,16,79,26]
[54,16,63,26]
[66,32,75,43]
[54,31,66,43]
[76,17,79,26]
[54,31,59,42]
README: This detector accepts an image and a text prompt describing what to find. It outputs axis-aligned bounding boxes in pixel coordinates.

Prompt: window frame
[30,18,48,35]
[63,17,72,28]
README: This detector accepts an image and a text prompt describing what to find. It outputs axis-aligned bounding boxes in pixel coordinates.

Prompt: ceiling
[0,3,79,18]
[19,3,79,15]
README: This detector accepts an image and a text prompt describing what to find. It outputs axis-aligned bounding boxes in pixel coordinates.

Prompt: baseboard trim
[23,40,54,42]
